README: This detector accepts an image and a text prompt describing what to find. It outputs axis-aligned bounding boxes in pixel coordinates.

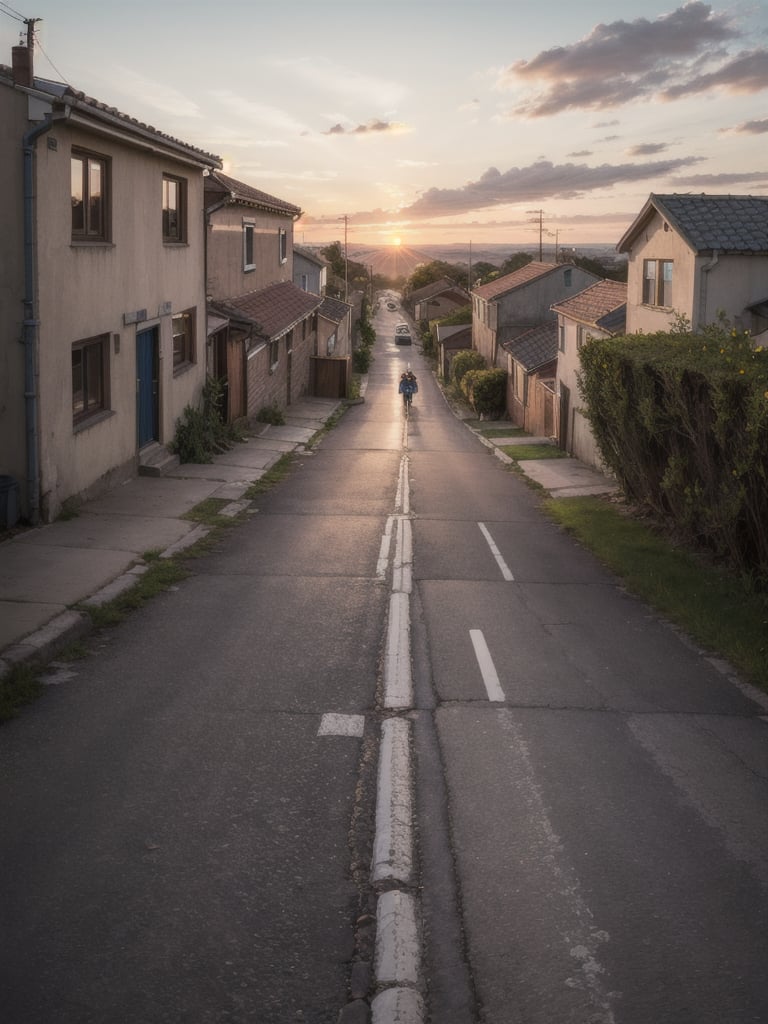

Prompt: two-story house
[617,193,768,340]
[551,280,627,465]
[471,262,600,370]
[407,278,471,322]
[293,245,328,296]
[204,171,323,420]
[0,44,220,523]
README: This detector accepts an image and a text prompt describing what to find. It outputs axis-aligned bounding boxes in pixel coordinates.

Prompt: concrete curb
[372,718,414,886]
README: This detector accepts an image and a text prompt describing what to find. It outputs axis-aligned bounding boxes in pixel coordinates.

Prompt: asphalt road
[1,293,767,1024]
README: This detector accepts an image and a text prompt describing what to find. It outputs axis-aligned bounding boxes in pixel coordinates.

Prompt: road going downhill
[0,292,766,1024]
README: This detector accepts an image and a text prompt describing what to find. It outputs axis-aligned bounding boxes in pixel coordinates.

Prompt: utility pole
[468,239,473,291]
[527,209,544,261]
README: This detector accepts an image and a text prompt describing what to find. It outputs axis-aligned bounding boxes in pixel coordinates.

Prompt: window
[643,259,673,307]
[244,222,255,271]
[71,151,109,241]
[279,228,288,264]
[172,309,195,369]
[327,331,337,356]
[564,268,572,287]
[269,338,280,370]
[72,334,109,424]
[558,320,565,352]
[577,325,587,349]
[162,174,186,243]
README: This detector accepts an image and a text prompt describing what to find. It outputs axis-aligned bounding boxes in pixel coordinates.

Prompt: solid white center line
[470,629,506,703]
[478,521,514,581]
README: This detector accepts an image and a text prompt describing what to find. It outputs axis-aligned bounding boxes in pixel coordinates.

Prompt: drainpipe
[22,107,68,523]
[698,249,719,330]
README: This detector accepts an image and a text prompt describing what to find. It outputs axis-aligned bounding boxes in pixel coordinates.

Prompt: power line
[33,26,71,86]
[0,2,27,23]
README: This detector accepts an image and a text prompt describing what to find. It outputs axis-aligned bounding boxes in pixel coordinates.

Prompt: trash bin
[0,475,20,529]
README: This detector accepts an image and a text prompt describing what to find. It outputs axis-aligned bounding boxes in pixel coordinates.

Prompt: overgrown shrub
[451,349,486,385]
[171,377,237,463]
[255,403,285,425]
[461,367,507,418]
[578,328,768,580]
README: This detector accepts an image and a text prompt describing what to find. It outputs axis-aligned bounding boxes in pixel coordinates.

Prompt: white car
[395,323,410,335]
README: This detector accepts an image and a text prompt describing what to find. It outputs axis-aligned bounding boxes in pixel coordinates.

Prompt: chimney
[12,45,32,87]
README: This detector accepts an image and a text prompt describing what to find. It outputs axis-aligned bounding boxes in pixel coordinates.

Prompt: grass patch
[244,453,297,498]
[82,554,189,628]
[0,663,44,722]
[545,496,768,691]
[479,427,527,438]
[182,497,235,526]
[502,444,569,460]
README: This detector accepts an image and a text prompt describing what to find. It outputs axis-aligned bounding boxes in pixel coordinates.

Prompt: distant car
[386,301,397,310]
[395,323,410,335]
[395,329,412,345]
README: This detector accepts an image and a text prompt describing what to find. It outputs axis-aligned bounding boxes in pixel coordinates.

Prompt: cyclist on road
[399,371,418,410]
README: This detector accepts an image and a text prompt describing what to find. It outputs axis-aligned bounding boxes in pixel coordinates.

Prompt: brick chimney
[12,45,32,87]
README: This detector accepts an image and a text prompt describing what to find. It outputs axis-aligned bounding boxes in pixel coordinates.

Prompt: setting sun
[393,237,401,247]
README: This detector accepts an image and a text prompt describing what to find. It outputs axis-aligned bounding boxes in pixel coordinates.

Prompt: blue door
[137,328,158,448]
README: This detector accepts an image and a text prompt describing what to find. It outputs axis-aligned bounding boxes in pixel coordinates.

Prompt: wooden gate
[311,356,349,399]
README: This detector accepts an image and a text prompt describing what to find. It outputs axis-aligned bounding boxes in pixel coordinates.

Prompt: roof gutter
[22,105,70,524]
[698,249,719,330]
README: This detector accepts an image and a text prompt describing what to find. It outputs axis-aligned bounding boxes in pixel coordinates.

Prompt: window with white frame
[172,308,196,369]
[642,259,673,307]
[243,221,255,271]
[278,228,287,264]
[558,319,565,352]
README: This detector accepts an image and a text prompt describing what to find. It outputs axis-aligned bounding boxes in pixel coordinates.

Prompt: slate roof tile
[501,321,558,372]
[205,171,302,217]
[619,194,768,255]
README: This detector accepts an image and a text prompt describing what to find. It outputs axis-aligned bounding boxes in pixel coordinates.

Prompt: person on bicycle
[399,371,417,409]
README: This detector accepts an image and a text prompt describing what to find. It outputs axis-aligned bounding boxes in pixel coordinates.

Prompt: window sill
[163,240,189,248]
[71,240,114,249]
[244,265,256,273]
[73,409,114,433]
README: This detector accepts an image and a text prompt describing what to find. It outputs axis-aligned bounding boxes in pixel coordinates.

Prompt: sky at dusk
[2,0,767,249]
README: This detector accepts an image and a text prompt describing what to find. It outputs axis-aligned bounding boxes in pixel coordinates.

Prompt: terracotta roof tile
[551,280,627,335]
[205,171,302,217]
[473,262,561,301]
[215,281,321,339]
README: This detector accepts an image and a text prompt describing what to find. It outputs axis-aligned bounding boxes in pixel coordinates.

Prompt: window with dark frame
[162,174,186,243]
[643,259,674,307]
[172,309,196,369]
[71,151,109,241]
[279,228,287,264]
[269,338,280,370]
[72,334,109,424]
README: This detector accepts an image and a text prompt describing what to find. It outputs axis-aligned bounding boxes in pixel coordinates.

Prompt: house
[407,278,471,322]
[293,245,328,296]
[436,324,472,381]
[471,262,601,370]
[617,193,768,340]
[313,295,353,399]
[204,172,321,420]
[551,280,627,466]
[0,44,221,523]
[501,322,559,437]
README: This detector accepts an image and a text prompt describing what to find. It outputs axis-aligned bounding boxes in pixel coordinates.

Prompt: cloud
[670,170,768,186]
[274,56,405,108]
[720,118,768,134]
[389,156,703,219]
[567,150,594,157]
[322,119,410,136]
[627,142,669,156]
[495,2,762,117]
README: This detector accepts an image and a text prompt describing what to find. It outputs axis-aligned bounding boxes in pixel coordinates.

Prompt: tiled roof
[319,296,352,324]
[294,245,328,266]
[502,321,558,372]
[205,171,302,217]
[215,281,321,339]
[551,280,627,335]
[0,67,221,167]
[618,194,768,255]
[410,277,469,303]
[473,262,561,301]
[436,325,472,347]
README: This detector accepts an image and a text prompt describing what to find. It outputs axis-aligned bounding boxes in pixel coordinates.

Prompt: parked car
[395,323,410,335]
[395,328,412,345]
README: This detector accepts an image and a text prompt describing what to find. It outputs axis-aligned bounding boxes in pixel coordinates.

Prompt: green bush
[255,403,285,425]
[171,377,235,463]
[353,345,372,373]
[451,349,486,385]
[578,328,768,580]
[462,368,507,418]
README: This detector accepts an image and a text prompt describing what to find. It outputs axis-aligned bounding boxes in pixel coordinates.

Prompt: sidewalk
[0,398,341,681]
[463,418,619,499]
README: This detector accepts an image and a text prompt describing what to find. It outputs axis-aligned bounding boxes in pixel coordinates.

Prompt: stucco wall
[31,121,208,519]
[207,204,294,301]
